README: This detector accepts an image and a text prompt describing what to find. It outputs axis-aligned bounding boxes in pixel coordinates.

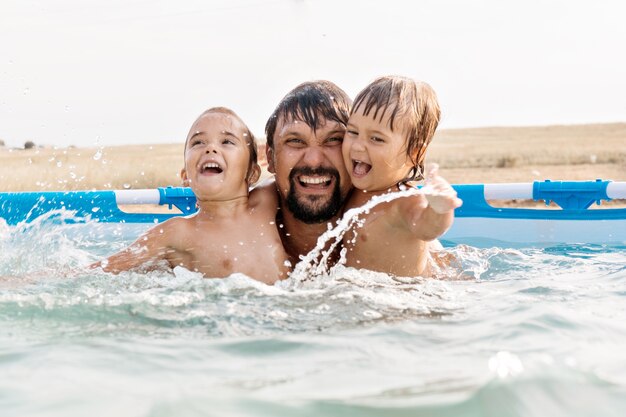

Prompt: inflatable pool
[2,181,626,417]
[1,180,625,247]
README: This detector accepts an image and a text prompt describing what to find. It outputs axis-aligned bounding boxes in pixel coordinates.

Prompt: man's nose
[301,146,325,165]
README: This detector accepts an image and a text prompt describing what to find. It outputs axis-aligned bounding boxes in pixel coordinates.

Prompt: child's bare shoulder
[141,215,193,246]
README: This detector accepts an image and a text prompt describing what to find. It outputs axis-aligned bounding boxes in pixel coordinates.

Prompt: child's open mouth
[352,160,371,177]
[200,162,223,174]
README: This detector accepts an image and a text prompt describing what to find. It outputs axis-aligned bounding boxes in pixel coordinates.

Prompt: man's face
[267,116,352,224]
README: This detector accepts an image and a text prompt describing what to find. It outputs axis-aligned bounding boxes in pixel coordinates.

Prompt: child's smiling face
[182,112,254,201]
[342,104,415,193]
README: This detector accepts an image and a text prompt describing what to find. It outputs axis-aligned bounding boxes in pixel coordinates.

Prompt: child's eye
[190,139,202,147]
[371,136,384,143]
[346,130,358,136]
[222,138,236,145]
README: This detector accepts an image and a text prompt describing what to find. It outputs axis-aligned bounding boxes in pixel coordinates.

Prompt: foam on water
[1,211,626,416]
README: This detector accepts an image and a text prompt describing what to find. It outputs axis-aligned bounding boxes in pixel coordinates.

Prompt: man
[263,81,353,261]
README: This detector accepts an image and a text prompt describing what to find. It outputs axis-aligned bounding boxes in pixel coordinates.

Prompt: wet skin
[343,104,415,192]
[181,112,255,202]
[266,116,352,259]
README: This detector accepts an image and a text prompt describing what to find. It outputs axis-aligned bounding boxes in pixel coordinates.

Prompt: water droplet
[91,207,100,213]
[56,161,62,168]
[69,172,76,179]
[93,149,102,160]
[23,88,30,95]
[123,183,131,189]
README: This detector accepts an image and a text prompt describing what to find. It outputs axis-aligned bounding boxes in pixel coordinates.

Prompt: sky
[1,0,625,148]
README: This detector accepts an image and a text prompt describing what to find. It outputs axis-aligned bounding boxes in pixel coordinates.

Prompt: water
[1,217,626,416]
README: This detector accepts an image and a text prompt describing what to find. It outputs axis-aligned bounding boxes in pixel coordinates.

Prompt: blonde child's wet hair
[187,107,259,183]
[351,76,440,181]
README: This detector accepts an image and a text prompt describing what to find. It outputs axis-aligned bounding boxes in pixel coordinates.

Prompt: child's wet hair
[352,76,440,180]
[265,80,352,148]
[191,107,259,182]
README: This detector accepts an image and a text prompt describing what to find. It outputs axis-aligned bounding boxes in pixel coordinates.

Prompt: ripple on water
[1,216,626,416]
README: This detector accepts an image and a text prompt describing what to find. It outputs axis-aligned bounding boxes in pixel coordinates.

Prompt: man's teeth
[300,176,330,184]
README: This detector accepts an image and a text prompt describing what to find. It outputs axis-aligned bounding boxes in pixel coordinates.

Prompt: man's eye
[326,136,343,145]
[286,138,305,146]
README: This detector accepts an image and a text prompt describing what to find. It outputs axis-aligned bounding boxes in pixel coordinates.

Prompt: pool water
[1,218,626,417]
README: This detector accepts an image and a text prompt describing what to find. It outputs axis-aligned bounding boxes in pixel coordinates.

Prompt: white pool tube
[114,189,161,205]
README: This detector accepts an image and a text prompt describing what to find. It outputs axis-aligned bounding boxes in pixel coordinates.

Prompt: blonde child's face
[181,112,253,201]
[342,105,414,192]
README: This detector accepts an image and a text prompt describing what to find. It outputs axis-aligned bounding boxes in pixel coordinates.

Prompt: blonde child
[341,76,462,277]
[92,107,290,284]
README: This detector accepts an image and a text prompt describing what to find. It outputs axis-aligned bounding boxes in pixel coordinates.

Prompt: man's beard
[286,167,343,224]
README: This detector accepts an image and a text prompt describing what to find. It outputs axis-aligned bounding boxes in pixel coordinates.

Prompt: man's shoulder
[249,177,279,208]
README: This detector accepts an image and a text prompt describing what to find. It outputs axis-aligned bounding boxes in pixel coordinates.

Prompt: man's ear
[266,146,275,174]
[247,163,261,185]
[180,168,190,187]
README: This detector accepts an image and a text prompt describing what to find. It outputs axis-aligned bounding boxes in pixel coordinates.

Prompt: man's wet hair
[352,76,440,180]
[188,107,258,182]
[265,81,352,148]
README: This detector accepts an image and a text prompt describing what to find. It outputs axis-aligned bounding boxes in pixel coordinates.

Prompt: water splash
[290,187,422,283]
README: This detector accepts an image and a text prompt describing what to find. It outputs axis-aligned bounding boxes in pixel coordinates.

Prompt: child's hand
[421,163,462,214]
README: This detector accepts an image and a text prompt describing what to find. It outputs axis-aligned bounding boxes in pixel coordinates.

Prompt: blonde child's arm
[401,164,462,241]
[90,221,176,273]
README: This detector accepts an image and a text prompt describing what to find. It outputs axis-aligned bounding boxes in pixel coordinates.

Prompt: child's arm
[90,220,177,273]
[401,164,462,240]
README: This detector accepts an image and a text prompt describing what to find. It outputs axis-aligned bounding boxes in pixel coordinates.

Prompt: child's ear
[180,168,190,187]
[266,146,275,174]
[247,163,261,185]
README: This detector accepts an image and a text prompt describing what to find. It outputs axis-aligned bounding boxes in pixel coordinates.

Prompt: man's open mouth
[289,167,339,191]
[352,159,371,176]
[297,174,332,188]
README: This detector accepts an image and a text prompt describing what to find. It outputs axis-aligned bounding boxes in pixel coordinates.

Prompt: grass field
[1,123,625,192]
